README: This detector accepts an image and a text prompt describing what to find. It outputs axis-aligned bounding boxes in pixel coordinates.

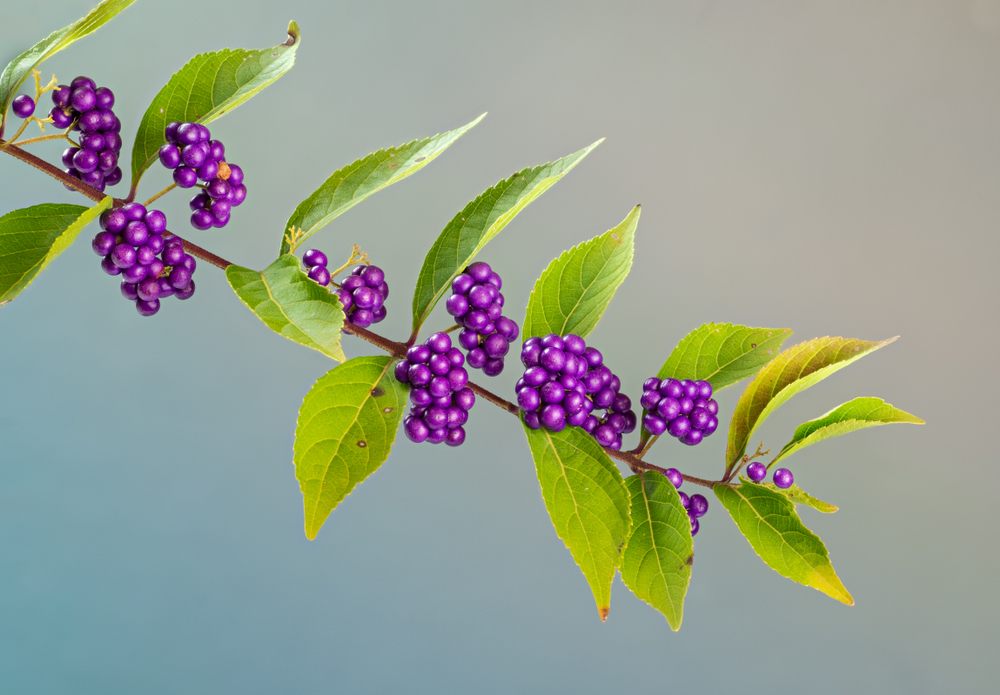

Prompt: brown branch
[0,141,110,204]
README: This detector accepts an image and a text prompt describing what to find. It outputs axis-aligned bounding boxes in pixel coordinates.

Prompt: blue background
[1,0,997,692]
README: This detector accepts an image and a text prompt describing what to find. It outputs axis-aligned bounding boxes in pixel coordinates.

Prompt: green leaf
[522,205,639,340]
[763,483,839,513]
[129,21,300,192]
[226,254,346,362]
[279,114,485,254]
[0,199,111,304]
[714,479,853,604]
[295,356,407,539]
[620,472,693,631]
[0,0,138,136]
[726,336,898,473]
[522,420,630,621]
[411,141,602,335]
[657,323,792,392]
[773,397,924,465]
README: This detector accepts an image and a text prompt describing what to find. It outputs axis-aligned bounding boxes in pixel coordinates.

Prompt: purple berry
[690,517,700,536]
[664,468,683,489]
[226,164,244,187]
[70,87,96,112]
[104,167,123,187]
[643,414,667,436]
[168,266,192,289]
[773,468,794,489]
[408,364,432,386]
[746,461,767,482]
[466,261,492,283]
[93,87,114,111]
[49,107,73,129]
[482,358,504,377]
[208,140,225,161]
[158,144,181,168]
[666,416,691,439]
[207,178,230,199]
[452,273,474,295]
[70,76,96,91]
[689,494,708,517]
[190,210,213,230]
[97,149,117,173]
[12,94,35,119]
[680,430,704,446]
[426,332,451,354]
[176,123,200,145]
[302,249,328,268]
[72,149,98,173]
[136,299,160,317]
[181,143,206,168]
[92,231,116,256]
[540,404,566,431]
[308,266,331,286]
[483,333,509,359]
[361,265,384,287]
[101,255,121,276]
[120,280,139,301]
[689,408,712,431]
[405,416,430,443]
[122,221,148,246]
[111,243,136,269]
[51,85,71,108]
[173,167,198,188]
[77,110,103,132]
[136,277,162,301]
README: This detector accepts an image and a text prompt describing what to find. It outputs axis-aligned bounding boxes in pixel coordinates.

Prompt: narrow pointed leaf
[620,472,693,630]
[726,336,898,472]
[226,254,346,362]
[129,21,300,191]
[0,199,111,304]
[522,420,630,621]
[522,205,639,340]
[295,356,407,539]
[714,479,853,604]
[411,141,602,334]
[0,0,138,135]
[773,397,924,465]
[763,483,838,513]
[279,114,485,254]
[657,323,792,392]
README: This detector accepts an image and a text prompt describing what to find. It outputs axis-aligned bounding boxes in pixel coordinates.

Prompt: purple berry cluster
[662,468,708,536]
[446,262,519,377]
[518,333,637,450]
[327,260,389,329]
[92,204,196,316]
[747,461,794,489]
[157,122,246,230]
[49,77,123,191]
[639,378,719,446]
[395,332,475,446]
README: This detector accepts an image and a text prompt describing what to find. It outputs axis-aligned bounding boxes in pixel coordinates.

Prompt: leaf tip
[285,20,301,45]
[598,606,610,622]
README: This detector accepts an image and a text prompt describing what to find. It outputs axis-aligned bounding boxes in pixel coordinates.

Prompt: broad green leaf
[714,479,853,604]
[129,21,300,192]
[773,397,923,465]
[295,356,407,539]
[279,114,485,254]
[411,141,602,334]
[620,472,693,631]
[0,0,138,136]
[522,205,639,340]
[657,323,792,392]
[523,421,630,621]
[0,199,111,304]
[226,254,346,362]
[726,336,898,472]
[763,483,838,513]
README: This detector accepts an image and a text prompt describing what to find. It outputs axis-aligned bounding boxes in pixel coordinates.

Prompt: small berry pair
[447,261,519,377]
[158,122,246,230]
[664,468,707,536]
[49,76,123,191]
[639,377,719,446]
[92,204,196,316]
[518,333,637,450]
[746,461,794,489]
[395,332,475,446]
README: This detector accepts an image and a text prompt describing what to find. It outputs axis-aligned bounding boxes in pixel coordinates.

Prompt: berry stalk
[0,141,107,203]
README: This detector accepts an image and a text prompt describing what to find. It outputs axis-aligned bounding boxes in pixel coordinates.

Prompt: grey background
[1,0,997,692]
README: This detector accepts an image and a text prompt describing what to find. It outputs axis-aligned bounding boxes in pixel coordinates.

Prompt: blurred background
[1,0,997,692]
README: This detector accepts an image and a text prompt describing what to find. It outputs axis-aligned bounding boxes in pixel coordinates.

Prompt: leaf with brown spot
[294,356,407,539]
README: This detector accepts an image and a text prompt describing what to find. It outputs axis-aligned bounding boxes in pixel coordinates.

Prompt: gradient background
[1,0,998,692]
